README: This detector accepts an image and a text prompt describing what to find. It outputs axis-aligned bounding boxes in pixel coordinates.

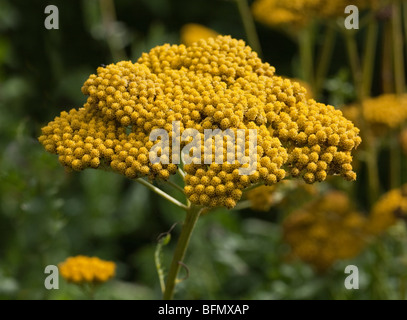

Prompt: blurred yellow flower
[363,94,407,129]
[252,0,377,29]
[180,23,219,46]
[252,0,306,28]
[283,191,367,272]
[367,185,407,235]
[59,255,116,284]
[246,185,276,211]
[343,94,407,135]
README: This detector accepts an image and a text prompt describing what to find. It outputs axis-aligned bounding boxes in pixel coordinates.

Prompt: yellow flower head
[287,78,313,100]
[344,94,407,132]
[283,191,367,272]
[180,23,219,47]
[39,35,361,209]
[367,185,407,235]
[59,255,116,284]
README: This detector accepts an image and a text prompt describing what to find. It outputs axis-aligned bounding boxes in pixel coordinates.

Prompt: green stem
[136,178,188,210]
[155,238,168,294]
[298,24,315,92]
[392,1,406,95]
[382,21,394,93]
[178,165,186,179]
[243,181,264,193]
[366,143,380,208]
[362,17,378,98]
[165,179,185,194]
[343,29,363,100]
[163,205,203,300]
[390,133,401,189]
[232,199,252,211]
[404,1,407,55]
[315,24,336,99]
[343,26,380,205]
[80,283,96,300]
[235,0,263,57]
[176,165,190,206]
[390,2,405,189]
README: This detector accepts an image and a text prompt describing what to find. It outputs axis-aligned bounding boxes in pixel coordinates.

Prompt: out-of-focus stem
[404,1,407,54]
[99,0,127,61]
[315,24,336,99]
[390,133,401,189]
[382,21,394,93]
[343,27,380,206]
[343,29,363,100]
[392,1,406,95]
[390,2,404,189]
[362,17,378,98]
[235,0,263,57]
[366,142,380,207]
[299,24,315,91]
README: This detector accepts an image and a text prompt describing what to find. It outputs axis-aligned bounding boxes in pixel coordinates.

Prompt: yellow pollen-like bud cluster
[283,191,367,272]
[39,35,361,209]
[59,255,116,284]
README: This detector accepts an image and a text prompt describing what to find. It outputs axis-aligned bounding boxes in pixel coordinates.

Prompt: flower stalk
[163,205,203,300]
[99,0,127,61]
[390,2,405,189]
[362,16,378,98]
[136,178,189,211]
[298,23,315,91]
[392,1,406,96]
[315,24,336,98]
[342,25,381,206]
[235,0,263,57]
[343,29,363,101]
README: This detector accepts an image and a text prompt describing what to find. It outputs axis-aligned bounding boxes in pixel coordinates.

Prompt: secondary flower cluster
[252,0,377,29]
[180,23,219,47]
[39,35,361,209]
[283,191,367,272]
[246,185,276,211]
[59,255,116,284]
[344,94,407,132]
[367,185,407,235]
